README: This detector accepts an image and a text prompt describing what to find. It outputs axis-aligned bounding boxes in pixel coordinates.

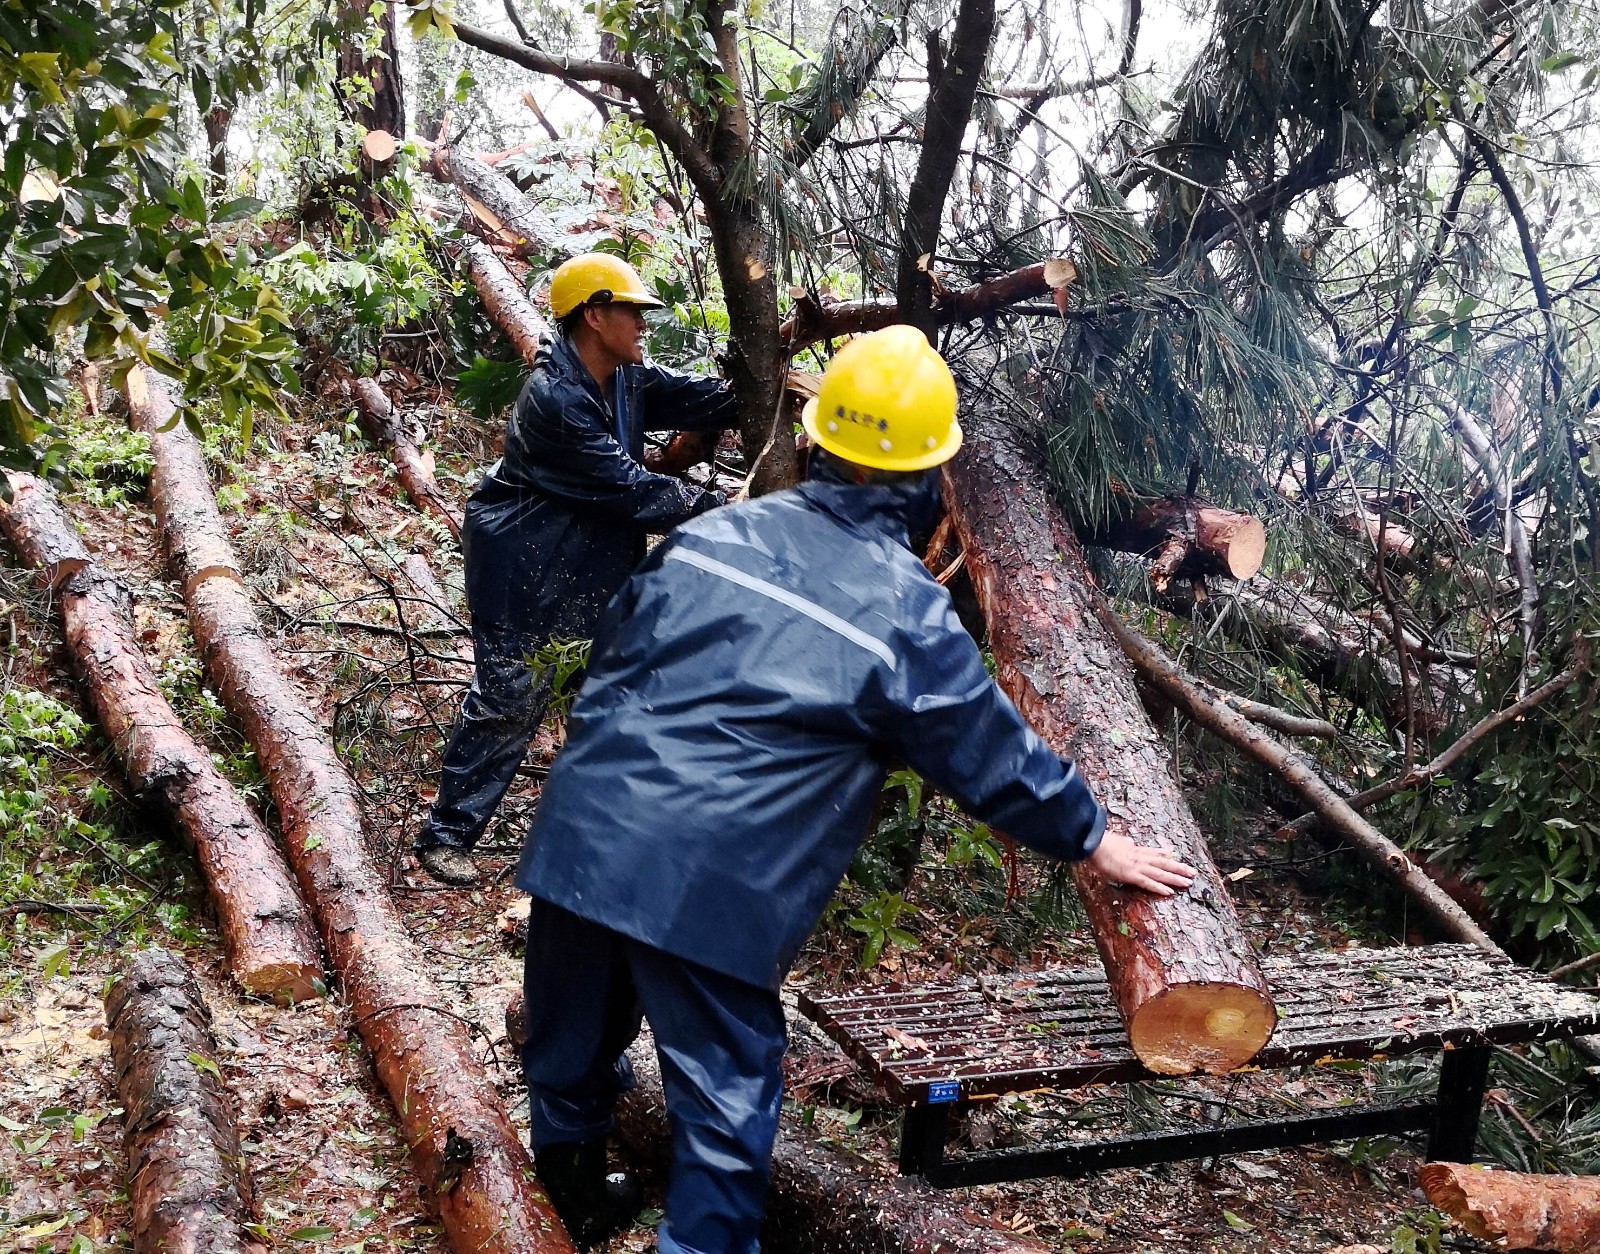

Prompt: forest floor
[0,382,1561,1253]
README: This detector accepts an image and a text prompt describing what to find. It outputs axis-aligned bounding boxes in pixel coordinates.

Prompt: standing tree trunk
[124,366,576,1254]
[0,475,323,1003]
[707,204,791,492]
[107,948,262,1254]
[337,0,406,187]
[896,0,997,336]
[204,107,231,198]
[944,410,1276,1075]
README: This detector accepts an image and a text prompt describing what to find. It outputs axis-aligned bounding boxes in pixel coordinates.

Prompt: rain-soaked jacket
[463,335,737,638]
[516,461,1108,990]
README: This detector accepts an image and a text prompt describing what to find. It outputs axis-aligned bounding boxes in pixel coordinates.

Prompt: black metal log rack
[798,944,1599,1188]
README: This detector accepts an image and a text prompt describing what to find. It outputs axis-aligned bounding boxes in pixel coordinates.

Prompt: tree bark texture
[0,475,322,1003]
[1421,1163,1600,1252]
[106,947,262,1254]
[896,0,997,337]
[461,239,549,365]
[708,202,794,493]
[427,144,570,261]
[336,0,405,185]
[942,412,1275,1075]
[1097,599,1502,952]
[125,366,576,1254]
[1087,496,1266,587]
[348,376,463,540]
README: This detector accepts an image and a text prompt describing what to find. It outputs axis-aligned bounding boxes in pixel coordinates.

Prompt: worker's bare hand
[1087,829,1196,897]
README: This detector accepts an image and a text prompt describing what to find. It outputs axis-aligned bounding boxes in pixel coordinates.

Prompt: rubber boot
[416,843,479,886]
[534,1140,642,1249]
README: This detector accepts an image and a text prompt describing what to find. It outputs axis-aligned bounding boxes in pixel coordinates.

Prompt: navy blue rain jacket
[463,336,737,637]
[516,463,1108,990]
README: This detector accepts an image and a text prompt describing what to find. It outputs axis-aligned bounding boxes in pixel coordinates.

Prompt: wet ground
[0,391,1513,1252]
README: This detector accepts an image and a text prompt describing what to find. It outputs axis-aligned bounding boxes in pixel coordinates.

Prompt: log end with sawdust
[1421,1162,1600,1252]
[946,412,1276,1075]
[1089,495,1267,589]
[107,947,265,1254]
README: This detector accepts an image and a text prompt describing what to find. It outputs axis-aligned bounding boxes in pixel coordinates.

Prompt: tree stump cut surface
[799,945,1599,1104]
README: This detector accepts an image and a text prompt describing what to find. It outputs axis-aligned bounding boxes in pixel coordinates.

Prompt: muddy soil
[0,392,1503,1253]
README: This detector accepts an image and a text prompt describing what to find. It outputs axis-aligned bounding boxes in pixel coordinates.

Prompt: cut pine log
[1421,1162,1600,1252]
[1086,496,1267,588]
[504,995,1050,1254]
[943,412,1275,1075]
[0,474,322,1003]
[347,376,463,540]
[106,948,262,1254]
[461,238,548,365]
[781,259,1076,356]
[125,366,576,1254]
[427,144,572,261]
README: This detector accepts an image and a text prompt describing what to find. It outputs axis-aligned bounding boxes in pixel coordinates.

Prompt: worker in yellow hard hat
[514,324,1195,1251]
[416,252,738,887]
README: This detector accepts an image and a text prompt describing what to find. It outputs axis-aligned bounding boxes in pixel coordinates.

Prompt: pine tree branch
[1274,659,1583,842]
[784,1,910,171]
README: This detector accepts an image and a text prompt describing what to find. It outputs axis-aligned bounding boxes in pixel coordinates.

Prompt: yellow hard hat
[800,326,961,472]
[549,253,665,318]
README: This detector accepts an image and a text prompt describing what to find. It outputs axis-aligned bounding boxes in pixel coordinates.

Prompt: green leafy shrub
[1410,645,1600,964]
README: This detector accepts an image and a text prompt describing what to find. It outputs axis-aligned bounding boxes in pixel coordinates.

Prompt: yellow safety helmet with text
[549,253,665,319]
[800,325,961,472]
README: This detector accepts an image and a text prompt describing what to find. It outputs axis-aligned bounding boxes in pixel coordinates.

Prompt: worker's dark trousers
[418,621,555,851]
[521,900,786,1254]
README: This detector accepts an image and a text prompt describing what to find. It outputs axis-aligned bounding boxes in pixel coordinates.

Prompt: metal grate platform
[798,944,1600,1185]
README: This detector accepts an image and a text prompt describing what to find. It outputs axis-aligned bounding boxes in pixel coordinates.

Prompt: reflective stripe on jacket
[463,336,735,637]
[516,465,1107,990]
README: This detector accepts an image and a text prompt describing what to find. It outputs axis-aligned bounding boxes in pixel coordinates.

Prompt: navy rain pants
[521,900,786,1254]
[425,622,555,850]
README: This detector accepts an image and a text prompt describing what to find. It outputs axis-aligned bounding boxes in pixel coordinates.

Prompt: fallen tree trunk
[943,412,1276,1075]
[1085,496,1267,588]
[348,376,463,540]
[1164,576,1470,735]
[1421,1163,1600,1252]
[126,366,575,1254]
[461,239,548,364]
[1099,600,1501,951]
[106,948,261,1254]
[0,475,322,1003]
[427,144,571,262]
[503,996,1049,1254]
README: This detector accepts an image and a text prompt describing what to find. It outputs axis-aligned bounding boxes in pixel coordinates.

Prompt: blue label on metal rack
[926,1081,960,1104]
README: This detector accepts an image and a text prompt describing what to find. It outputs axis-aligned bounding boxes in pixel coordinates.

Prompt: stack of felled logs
[0,474,323,1004]
[123,365,577,1254]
